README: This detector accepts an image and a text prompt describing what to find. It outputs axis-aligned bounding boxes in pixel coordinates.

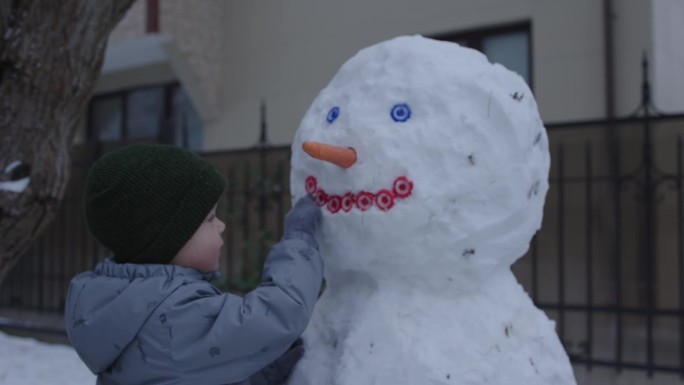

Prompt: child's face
[171,205,225,273]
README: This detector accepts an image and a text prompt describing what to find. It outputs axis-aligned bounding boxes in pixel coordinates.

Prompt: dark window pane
[127,87,164,139]
[482,31,530,83]
[453,38,470,47]
[172,87,203,151]
[92,96,122,141]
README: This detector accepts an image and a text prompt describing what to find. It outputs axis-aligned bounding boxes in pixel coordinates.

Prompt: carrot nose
[302,141,357,169]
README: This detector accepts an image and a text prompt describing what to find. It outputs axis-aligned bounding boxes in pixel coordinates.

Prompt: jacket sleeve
[163,230,323,383]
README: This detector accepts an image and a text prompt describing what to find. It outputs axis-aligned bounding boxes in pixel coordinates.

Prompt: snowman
[288,35,576,385]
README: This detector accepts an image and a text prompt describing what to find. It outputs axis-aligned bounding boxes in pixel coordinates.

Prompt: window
[91,96,123,142]
[434,23,532,86]
[171,85,203,150]
[88,83,203,150]
[126,87,165,140]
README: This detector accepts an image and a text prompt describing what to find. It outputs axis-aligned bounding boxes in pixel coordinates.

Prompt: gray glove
[284,195,321,235]
[250,338,305,385]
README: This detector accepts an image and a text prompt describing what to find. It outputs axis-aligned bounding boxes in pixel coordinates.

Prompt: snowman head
[291,36,549,285]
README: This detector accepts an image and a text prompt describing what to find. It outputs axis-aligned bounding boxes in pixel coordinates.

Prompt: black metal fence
[2,112,684,378]
[512,112,684,377]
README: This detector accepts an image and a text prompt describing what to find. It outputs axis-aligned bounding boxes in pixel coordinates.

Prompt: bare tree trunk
[0,0,135,283]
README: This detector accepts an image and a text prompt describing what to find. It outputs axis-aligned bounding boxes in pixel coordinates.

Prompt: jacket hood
[64,259,216,374]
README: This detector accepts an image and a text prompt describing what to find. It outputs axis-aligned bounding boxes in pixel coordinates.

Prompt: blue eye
[390,103,411,122]
[327,106,340,123]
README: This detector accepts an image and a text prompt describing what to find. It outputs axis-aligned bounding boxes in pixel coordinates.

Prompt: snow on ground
[0,331,94,384]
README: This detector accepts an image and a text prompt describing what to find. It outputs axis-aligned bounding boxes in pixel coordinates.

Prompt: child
[64,144,323,385]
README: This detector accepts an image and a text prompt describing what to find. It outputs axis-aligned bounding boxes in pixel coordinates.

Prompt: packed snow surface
[288,35,576,384]
[0,331,94,384]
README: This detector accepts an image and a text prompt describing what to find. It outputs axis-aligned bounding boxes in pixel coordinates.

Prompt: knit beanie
[84,144,225,264]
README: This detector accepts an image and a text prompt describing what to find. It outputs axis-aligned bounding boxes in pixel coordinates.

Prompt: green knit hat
[84,144,225,264]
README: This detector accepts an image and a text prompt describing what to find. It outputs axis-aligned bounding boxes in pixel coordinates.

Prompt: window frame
[432,22,533,89]
[87,82,179,145]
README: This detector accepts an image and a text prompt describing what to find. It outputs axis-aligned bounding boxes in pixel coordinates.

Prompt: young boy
[64,144,323,385]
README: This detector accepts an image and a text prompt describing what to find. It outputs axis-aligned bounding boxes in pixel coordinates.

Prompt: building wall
[531,1,606,122]
[159,0,226,116]
[652,0,684,114]
[613,0,654,116]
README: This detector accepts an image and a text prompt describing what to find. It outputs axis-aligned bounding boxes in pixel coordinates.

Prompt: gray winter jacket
[64,231,323,385]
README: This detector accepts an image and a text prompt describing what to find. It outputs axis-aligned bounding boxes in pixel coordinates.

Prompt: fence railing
[2,114,684,377]
[512,113,684,376]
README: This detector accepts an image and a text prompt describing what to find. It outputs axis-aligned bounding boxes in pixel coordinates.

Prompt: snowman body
[288,36,576,385]
[295,269,572,385]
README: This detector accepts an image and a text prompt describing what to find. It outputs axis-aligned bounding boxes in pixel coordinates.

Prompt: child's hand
[284,195,321,235]
[273,338,304,381]
[252,338,305,385]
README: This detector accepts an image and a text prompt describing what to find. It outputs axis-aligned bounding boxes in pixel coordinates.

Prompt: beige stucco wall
[108,0,146,44]
[613,0,654,115]
[532,1,606,122]
[160,0,226,116]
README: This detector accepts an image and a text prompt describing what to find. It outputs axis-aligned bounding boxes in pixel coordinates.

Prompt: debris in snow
[534,132,543,146]
[468,154,476,166]
[510,92,525,101]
